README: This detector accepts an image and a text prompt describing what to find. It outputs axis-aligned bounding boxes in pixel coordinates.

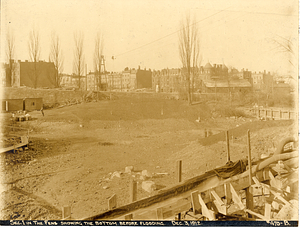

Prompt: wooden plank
[198,193,215,220]
[264,203,271,220]
[245,209,267,220]
[133,210,157,220]
[246,187,254,217]
[200,167,270,205]
[224,183,232,205]
[191,190,201,215]
[230,183,245,210]
[108,194,117,210]
[211,190,227,215]
[124,214,133,220]
[62,206,71,219]
[160,202,191,219]
[156,207,163,220]
[0,142,28,154]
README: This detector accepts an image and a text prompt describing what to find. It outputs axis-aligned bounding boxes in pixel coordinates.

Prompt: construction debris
[83,136,298,221]
[142,181,156,193]
[125,166,134,173]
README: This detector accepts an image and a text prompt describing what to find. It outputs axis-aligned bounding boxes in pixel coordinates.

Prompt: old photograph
[0,0,298,224]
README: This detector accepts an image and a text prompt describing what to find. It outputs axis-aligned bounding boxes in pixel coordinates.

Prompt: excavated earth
[0,93,296,220]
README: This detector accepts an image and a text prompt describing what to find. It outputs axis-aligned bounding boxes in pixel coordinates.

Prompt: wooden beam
[156,207,163,220]
[211,190,227,215]
[224,183,232,205]
[156,199,191,220]
[191,191,201,215]
[244,209,267,221]
[230,184,245,210]
[264,203,271,220]
[124,214,133,220]
[198,193,215,220]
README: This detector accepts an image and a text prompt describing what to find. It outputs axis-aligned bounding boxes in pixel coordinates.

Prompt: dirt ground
[0,93,296,220]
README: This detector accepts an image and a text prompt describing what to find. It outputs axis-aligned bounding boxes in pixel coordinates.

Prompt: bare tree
[6,28,15,86]
[50,32,64,87]
[178,13,201,104]
[93,32,104,91]
[28,28,41,88]
[272,35,297,81]
[73,31,85,90]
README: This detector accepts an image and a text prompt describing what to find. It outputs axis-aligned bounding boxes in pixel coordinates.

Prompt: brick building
[7,60,56,88]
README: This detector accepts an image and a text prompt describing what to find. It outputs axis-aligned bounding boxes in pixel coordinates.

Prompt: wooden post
[191,191,201,215]
[62,206,71,219]
[279,110,282,119]
[288,111,290,120]
[265,109,267,119]
[5,101,8,112]
[156,207,163,220]
[175,213,181,221]
[108,194,117,210]
[225,131,230,162]
[130,180,137,203]
[177,160,182,183]
[246,130,254,215]
[271,109,273,119]
[264,203,271,220]
[224,183,232,205]
[124,214,133,220]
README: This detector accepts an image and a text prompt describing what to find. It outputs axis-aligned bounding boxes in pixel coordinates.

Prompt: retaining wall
[2,87,87,106]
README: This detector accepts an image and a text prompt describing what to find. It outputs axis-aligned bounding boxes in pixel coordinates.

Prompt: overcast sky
[1,0,298,76]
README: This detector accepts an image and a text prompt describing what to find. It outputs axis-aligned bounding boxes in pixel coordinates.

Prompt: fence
[250,108,298,120]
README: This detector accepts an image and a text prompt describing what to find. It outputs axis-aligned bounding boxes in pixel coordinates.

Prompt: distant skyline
[1,0,298,76]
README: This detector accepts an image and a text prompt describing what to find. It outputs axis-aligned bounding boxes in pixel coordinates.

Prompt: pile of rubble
[100,166,169,194]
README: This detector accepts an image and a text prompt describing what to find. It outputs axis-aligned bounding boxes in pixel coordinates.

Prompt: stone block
[111,171,121,179]
[141,170,152,178]
[142,181,156,193]
[125,166,134,173]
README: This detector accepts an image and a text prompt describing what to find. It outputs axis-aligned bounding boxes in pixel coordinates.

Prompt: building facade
[7,60,57,88]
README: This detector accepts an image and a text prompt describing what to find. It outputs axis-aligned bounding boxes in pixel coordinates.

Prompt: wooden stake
[247,130,252,186]
[130,180,137,203]
[108,194,117,210]
[198,193,215,220]
[177,160,182,183]
[225,131,230,162]
[224,183,232,205]
[124,214,133,220]
[271,109,273,119]
[246,130,254,214]
[191,191,201,215]
[264,203,271,220]
[62,206,71,219]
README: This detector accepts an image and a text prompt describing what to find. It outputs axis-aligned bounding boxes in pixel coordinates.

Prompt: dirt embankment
[0,93,296,220]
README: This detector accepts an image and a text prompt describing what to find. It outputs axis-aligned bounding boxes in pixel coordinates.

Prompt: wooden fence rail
[249,108,298,120]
